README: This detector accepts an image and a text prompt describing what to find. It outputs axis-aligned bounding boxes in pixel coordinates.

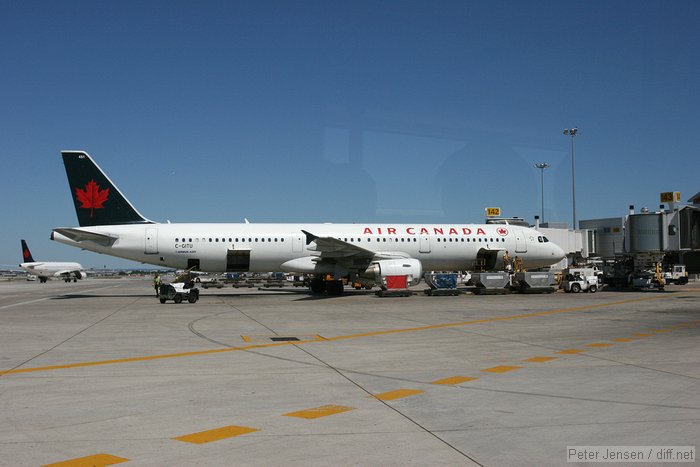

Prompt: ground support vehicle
[159,283,199,304]
[423,273,460,296]
[602,253,666,290]
[664,264,689,285]
[561,267,601,293]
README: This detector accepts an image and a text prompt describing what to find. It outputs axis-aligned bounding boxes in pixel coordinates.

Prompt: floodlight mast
[563,127,579,229]
[534,162,550,223]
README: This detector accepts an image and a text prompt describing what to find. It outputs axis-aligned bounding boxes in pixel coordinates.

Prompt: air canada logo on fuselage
[75,180,110,218]
[497,228,508,236]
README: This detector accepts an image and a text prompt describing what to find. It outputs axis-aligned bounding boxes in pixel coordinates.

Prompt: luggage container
[511,272,557,293]
[376,275,412,297]
[471,272,510,295]
[423,273,460,296]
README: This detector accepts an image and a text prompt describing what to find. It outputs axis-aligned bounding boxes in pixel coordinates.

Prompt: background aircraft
[51,151,565,294]
[19,239,85,283]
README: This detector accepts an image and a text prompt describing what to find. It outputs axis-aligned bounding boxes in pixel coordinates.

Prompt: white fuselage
[52,222,564,273]
[19,261,84,279]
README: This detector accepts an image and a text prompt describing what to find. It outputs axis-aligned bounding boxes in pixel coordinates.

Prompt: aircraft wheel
[310,278,325,294]
[174,294,183,304]
[589,285,597,293]
[570,283,581,293]
[326,280,344,296]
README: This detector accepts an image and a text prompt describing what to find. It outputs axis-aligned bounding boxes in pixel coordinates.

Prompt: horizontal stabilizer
[52,228,118,245]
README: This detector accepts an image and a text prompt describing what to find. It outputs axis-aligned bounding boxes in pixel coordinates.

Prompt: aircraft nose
[551,242,566,261]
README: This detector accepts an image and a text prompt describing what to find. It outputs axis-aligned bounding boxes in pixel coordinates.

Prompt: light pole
[534,162,550,223]
[563,127,578,229]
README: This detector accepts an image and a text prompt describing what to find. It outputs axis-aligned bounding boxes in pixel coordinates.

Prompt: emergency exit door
[419,235,431,253]
[145,228,158,254]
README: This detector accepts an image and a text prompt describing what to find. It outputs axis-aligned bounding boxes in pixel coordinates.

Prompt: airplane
[51,151,565,295]
[19,239,86,283]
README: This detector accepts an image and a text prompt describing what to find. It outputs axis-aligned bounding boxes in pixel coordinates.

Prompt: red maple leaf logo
[497,228,508,236]
[23,249,30,260]
[75,180,110,218]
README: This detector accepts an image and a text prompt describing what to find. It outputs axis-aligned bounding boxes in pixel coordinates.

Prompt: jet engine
[359,258,423,286]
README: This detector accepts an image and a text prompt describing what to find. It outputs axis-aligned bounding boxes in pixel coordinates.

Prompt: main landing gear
[309,277,345,296]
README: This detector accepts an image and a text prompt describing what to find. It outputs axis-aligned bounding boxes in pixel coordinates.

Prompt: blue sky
[1,1,699,269]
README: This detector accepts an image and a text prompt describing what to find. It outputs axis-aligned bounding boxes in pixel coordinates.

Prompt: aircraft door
[419,235,430,253]
[292,235,303,252]
[226,249,250,272]
[145,228,158,254]
[514,228,527,253]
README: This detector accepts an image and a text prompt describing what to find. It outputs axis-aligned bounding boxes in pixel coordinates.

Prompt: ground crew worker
[514,256,523,273]
[503,250,511,272]
[154,273,162,297]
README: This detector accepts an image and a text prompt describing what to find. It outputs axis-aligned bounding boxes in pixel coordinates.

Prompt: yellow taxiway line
[2,293,696,377]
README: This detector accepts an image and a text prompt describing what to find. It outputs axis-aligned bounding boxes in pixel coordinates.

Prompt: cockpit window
[537,236,543,243]
[543,236,549,242]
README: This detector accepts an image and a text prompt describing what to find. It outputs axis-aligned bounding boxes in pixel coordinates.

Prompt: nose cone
[551,242,566,262]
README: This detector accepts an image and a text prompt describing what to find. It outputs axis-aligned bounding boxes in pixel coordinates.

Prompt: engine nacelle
[360,258,423,287]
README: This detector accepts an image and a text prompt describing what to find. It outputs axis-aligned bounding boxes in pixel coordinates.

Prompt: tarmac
[1,277,699,466]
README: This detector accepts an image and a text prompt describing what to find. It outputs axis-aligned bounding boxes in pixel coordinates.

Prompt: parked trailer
[511,272,557,293]
[376,275,412,297]
[471,272,510,295]
[423,273,460,296]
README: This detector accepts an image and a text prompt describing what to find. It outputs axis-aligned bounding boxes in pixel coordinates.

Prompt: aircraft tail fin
[21,239,35,263]
[61,151,153,227]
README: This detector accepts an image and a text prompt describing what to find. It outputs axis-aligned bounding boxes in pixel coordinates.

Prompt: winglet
[301,230,318,245]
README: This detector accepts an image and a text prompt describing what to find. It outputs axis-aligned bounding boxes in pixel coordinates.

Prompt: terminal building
[535,191,700,276]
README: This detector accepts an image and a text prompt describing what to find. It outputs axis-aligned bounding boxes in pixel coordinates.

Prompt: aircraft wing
[54,269,82,278]
[302,230,375,259]
[301,230,414,268]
